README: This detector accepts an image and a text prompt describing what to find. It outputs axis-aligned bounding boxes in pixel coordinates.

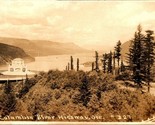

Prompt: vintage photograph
[0,0,155,124]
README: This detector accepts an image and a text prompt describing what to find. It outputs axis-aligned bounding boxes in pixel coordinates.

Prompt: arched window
[22,68,26,72]
[10,68,14,72]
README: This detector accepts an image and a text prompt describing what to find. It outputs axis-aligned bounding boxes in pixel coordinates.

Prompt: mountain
[121,41,131,61]
[0,37,90,57]
[0,43,34,65]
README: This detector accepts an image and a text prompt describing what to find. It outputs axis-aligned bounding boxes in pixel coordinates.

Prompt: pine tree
[70,56,74,70]
[66,66,67,71]
[120,60,125,72]
[113,52,116,75]
[143,30,155,92]
[102,53,108,73]
[115,40,121,75]
[2,81,16,117]
[127,25,145,88]
[77,58,79,71]
[95,51,99,72]
[68,62,70,70]
[4,81,12,94]
[126,40,134,71]
[134,25,145,87]
[92,62,94,71]
[80,75,91,107]
[107,51,113,73]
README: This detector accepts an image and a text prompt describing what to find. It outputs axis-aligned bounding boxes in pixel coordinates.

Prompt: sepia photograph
[0,0,155,124]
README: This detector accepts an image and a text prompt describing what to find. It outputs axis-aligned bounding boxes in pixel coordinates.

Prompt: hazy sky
[0,0,155,51]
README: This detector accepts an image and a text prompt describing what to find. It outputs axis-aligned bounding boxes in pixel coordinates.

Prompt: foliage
[126,25,155,89]
[77,58,79,71]
[70,56,74,70]
[95,51,99,72]
[114,40,122,75]
[0,69,155,122]
[0,82,16,117]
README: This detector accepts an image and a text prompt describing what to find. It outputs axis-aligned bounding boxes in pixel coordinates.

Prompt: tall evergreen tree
[80,75,91,107]
[120,60,125,72]
[127,25,145,88]
[126,40,134,71]
[102,53,108,73]
[107,51,113,73]
[113,52,116,75]
[143,30,155,92]
[115,40,121,75]
[92,62,94,71]
[77,58,79,71]
[68,62,70,70]
[70,56,74,70]
[95,51,99,72]
[66,66,67,71]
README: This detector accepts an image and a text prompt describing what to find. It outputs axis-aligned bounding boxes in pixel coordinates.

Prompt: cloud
[0,1,155,50]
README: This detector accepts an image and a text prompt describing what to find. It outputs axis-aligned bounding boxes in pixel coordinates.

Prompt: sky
[0,0,155,51]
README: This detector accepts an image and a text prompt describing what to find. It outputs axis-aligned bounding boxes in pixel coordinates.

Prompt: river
[26,53,94,72]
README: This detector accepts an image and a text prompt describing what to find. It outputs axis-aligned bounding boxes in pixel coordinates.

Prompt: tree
[126,40,134,71]
[120,60,125,72]
[143,30,155,92]
[95,51,99,72]
[127,25,145,88]
[66,65,68,71]
[92,62,94,71]
[107,51,113,73]
[70,56,74,70]
[1,81,16,117]
[115,40,121,75]
[77,58,79,71]
[4,80,12,94]
[79,75,91,107]
[113,52,116,75]
[102,53,108,73]
[68,62,70,70]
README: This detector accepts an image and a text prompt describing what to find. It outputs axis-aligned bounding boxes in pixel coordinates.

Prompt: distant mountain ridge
[121,39,155,64]
[0,43,34,65]
[121,41,131,61]
[0,37,90,57]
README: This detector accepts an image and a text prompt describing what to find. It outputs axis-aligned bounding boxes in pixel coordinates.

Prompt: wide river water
[0,53,94,72]
[27,53,94,72]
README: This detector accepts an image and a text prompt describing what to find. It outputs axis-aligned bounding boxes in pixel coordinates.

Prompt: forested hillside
[0,43,34,65]
[0,70,155,122]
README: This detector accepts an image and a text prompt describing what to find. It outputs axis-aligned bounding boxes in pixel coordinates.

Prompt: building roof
[13,58,24,61]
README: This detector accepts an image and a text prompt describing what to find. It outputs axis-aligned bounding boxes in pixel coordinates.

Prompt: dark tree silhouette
[79,75,91,107]
[77,58,79,71]
[95,51,99,72]
[143,30,155,92]
[68,62,70,70]
[120,60,125,72]
[92,62,94,71]
[107,51,113,73]
[115,40,121,75]
[66,65,67,71]
[70,56,74,70]
[127,25,145,88]
[113,52,116,75]
[102,53,108,73]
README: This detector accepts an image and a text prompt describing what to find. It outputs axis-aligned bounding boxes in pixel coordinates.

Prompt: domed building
[2,58,35,76]
[9,58,27,73]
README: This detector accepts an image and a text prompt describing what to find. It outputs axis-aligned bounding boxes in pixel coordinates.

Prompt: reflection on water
[26,53,94,72]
